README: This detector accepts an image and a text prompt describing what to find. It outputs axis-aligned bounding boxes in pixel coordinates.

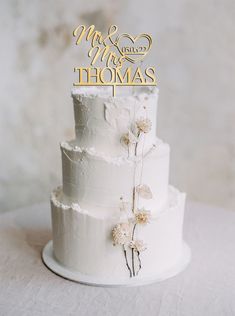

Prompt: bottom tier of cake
[44,186,190,285]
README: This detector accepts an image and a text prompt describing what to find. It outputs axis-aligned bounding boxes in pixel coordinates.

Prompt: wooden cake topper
[73,25,157,96]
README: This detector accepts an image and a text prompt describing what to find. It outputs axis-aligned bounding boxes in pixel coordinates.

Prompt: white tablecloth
[0,201,235,316]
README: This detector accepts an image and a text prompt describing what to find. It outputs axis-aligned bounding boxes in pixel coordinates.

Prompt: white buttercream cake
[49,86,189,284]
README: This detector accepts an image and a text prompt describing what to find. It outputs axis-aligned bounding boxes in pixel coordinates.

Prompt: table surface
[0,200,235,316]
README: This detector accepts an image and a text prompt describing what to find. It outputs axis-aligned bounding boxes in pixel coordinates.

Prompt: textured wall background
[0,0,234,212]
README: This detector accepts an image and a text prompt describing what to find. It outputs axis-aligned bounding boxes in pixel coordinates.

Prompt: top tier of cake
[72,86,158,157]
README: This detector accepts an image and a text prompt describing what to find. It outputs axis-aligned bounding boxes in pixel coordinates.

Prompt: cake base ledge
[42,240,191,287]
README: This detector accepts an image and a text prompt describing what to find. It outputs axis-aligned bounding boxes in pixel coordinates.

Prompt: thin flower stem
[132,131,141,214]
[132,186,136,214]
[123,246,132,278]
[139,104,148,185]
[131,224,137,277]
[134,131,141,156]
[140,134,145,183]
[131,248,135,276]
[131,130,141,277]
[132,223,137,239]
[137,133,146,206]
[136,251,142,275]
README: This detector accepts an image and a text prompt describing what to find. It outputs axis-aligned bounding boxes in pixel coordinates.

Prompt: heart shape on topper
[116,33,152,63]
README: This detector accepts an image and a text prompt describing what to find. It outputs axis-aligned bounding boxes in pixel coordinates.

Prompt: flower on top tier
[120,131,138,146]
[129,240,147,252]
[135,208,151,225]
[112,223,131,245]
[136,117,152,134]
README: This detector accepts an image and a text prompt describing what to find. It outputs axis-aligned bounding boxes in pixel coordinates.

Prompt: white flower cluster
[136,117,152,134]
[112,222,147,253]
[120,117,152,149]
[135,208,151,225]
[129,240,147,253]
[112,112,154,278]
[121,131,137,146]
[112,223,131,246]
[136,184,153,199]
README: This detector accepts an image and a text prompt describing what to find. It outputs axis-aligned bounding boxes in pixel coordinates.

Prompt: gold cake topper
[73,25,157,96]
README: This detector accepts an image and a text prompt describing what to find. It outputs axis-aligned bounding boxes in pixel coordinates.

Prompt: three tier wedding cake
[43,86,190,286]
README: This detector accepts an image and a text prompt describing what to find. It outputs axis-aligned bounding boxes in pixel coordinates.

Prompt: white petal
[136,184,153,199]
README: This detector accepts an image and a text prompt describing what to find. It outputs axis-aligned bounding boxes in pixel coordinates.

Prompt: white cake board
[42,240,191,287]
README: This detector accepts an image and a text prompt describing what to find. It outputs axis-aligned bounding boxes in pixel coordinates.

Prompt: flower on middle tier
[136,184,153,200]
[135,208,151,225]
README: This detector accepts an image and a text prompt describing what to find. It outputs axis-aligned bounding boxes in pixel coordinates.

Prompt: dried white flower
[129,240,147,252]
[136,117,152,133]
[112,223,131,245]
[135,208,151,225]
[136,184,153,200]
[121,131,138,146]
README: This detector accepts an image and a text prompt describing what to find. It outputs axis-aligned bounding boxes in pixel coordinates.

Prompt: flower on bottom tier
[136,117,152,134]
[135,208,151,225]
[120,131,138,146]
[129,240,147,252]
[112,223,131,246]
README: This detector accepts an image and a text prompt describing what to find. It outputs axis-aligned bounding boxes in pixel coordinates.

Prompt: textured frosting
[72,86,158,157]
[51,185,185,279]
[50,86,187,281]
[60,139,170,215]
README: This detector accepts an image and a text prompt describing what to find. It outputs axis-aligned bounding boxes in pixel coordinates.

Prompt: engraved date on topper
[73,24,156,96]
[116,33,152,63]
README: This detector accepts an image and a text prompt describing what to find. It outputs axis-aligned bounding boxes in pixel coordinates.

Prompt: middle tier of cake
[60,138,170,217]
